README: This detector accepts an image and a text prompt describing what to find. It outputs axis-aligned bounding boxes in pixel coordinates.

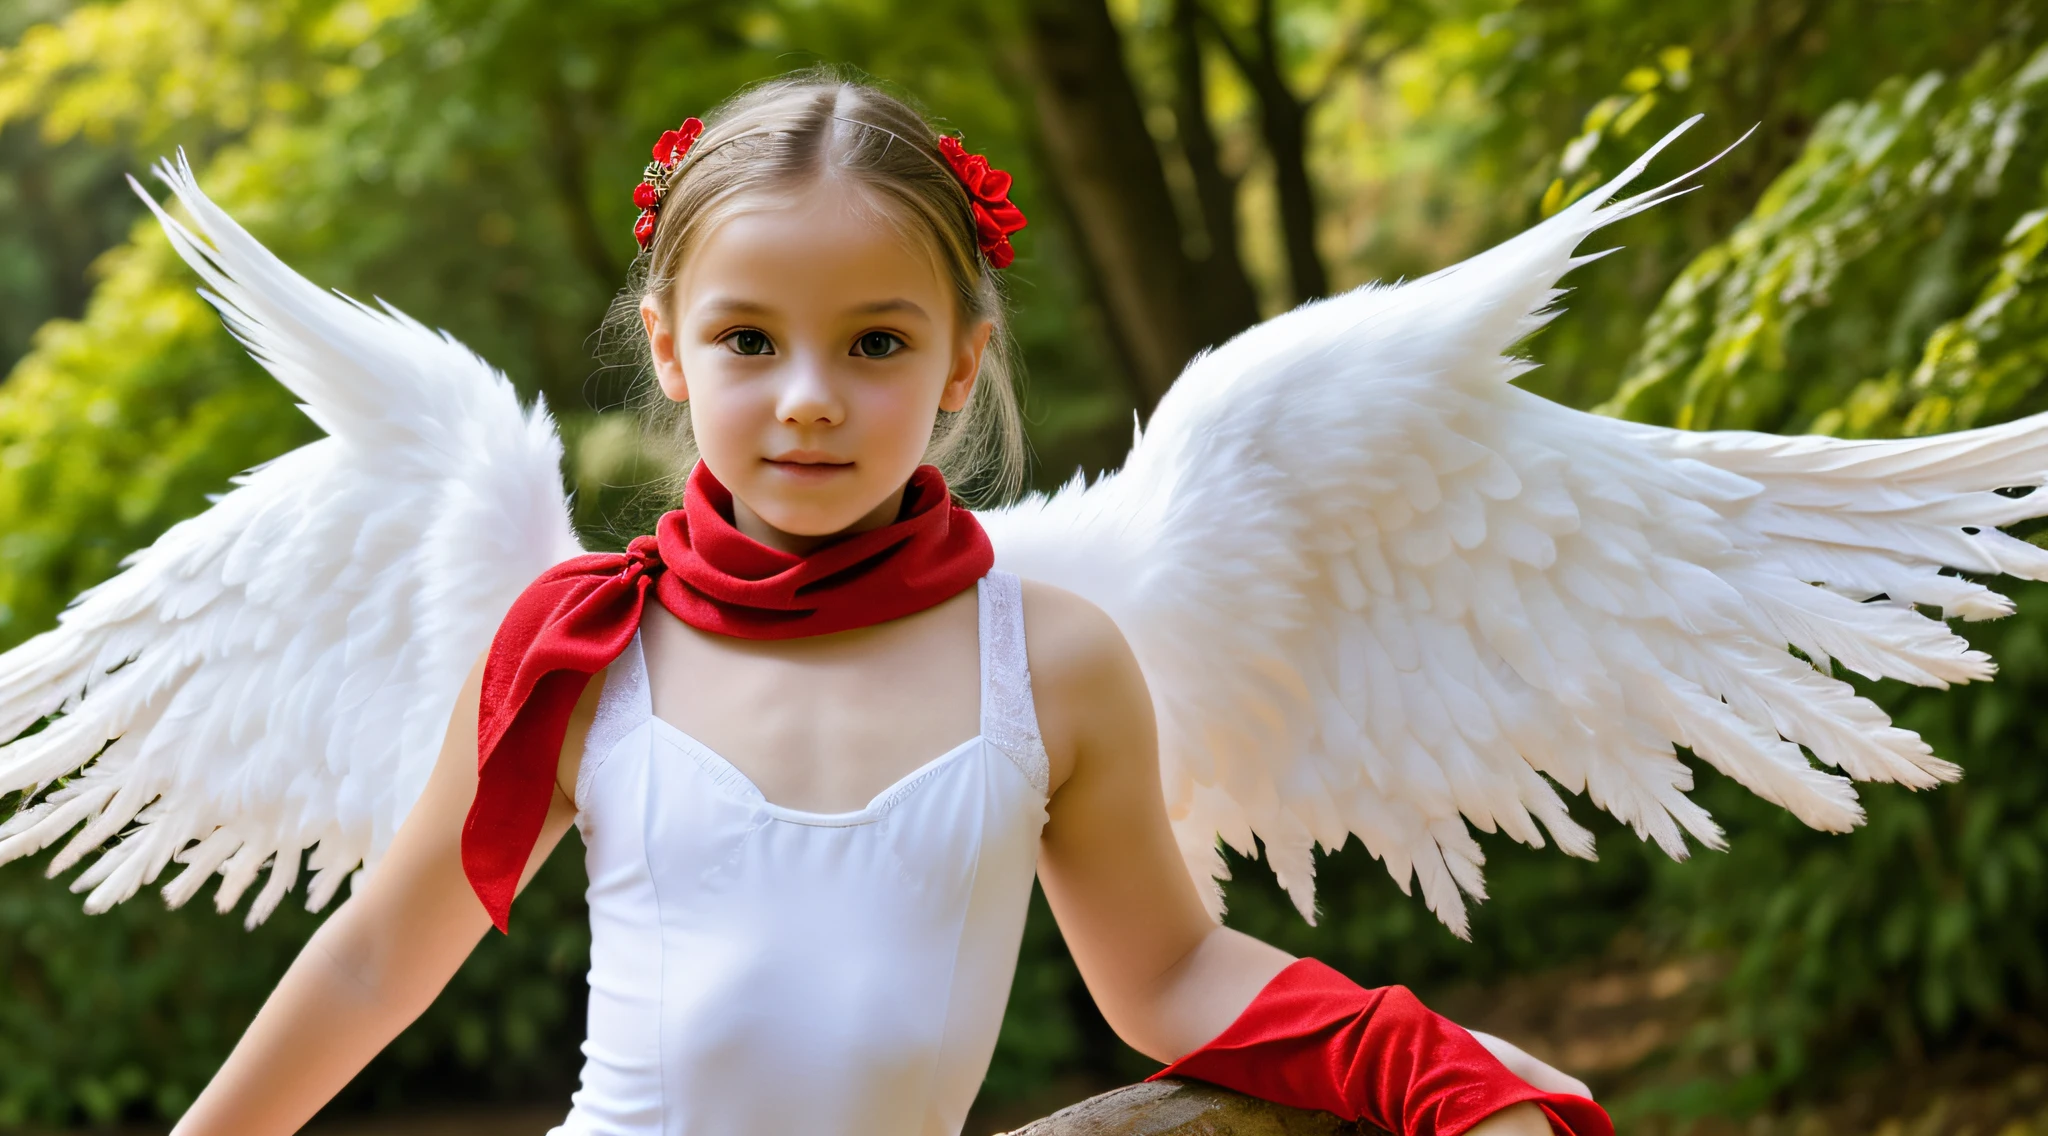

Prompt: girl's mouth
[765,452,854,478]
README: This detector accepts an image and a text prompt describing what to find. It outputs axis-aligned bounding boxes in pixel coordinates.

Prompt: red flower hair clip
[633,117,704,250]
[938,135,1027,269]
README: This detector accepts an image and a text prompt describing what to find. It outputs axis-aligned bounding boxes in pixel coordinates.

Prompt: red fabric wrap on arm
[1150,959,1612,1136]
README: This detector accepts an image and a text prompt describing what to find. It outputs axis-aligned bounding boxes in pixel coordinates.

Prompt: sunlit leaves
[0,0,418,147]
[1840,205,2048,438]
[1601,41,2048,434]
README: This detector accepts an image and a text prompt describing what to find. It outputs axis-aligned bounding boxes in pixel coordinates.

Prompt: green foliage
[0,125,144,373]
[1601,40,2048,435]
[1885,206,2048,437]
[1464,0,2037,410]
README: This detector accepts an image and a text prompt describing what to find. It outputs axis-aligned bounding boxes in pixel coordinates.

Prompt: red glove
[1149,959,1612,1136]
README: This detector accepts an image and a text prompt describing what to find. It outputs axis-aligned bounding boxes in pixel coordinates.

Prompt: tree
[1015,0,1261,414]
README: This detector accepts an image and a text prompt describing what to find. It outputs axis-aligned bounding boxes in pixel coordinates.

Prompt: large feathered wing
[0,158,581,926]
[981,116,2048,937]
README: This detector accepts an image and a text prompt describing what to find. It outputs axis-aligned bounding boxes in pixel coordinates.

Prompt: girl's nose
[775,356,845,426]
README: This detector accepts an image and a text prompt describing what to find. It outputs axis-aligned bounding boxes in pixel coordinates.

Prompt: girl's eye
[853,331,904,359]
[726,330,774,356]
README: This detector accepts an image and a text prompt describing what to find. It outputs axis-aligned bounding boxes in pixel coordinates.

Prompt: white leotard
[549,570,1052,1136]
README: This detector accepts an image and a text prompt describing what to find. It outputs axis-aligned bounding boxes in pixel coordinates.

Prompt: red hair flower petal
[937,134,1027,269]
[632,117,705,250]
[653,117,704,164]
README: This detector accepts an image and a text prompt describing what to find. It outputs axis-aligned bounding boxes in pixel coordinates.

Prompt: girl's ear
[939,319,993,413]
[641,295,689,403]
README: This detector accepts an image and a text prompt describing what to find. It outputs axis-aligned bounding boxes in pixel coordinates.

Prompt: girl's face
[640,182,991,552]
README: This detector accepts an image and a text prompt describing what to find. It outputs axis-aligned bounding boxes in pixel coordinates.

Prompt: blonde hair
[603,69,1027,505]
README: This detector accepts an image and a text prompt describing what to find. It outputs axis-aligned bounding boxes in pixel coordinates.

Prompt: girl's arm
[1025,582,1581,1136]
[170,654,596,1136]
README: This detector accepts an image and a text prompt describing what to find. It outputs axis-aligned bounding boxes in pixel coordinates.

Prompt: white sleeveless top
[550,570,1052,1136]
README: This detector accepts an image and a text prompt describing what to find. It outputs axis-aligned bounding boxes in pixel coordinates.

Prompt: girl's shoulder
[1016,579,1150,793]
[1016,578,1131,673]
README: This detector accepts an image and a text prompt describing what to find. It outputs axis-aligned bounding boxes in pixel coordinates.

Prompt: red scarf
[462,462,992,930]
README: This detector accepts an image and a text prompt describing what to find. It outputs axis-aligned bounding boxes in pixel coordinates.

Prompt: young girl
[157,75,1603,1136]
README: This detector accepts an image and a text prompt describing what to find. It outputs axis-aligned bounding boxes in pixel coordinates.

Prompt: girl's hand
[1465,1102,1559,1136]
[1468,1029,1592,1098]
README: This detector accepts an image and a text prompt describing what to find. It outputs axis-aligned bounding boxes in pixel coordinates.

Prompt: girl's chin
[724,459,921,544]
[743,493,894,542]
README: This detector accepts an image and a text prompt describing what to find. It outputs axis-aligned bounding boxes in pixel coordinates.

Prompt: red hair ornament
[938,135,1027,269]
[627,117,1026,268]
[632,117,704,249]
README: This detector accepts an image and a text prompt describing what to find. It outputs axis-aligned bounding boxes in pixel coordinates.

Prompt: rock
[999,1079,1385,1135]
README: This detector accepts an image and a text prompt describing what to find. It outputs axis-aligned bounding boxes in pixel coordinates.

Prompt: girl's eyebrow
[698,297,776,316]
[847,298,929,320]
[696,297,928,320]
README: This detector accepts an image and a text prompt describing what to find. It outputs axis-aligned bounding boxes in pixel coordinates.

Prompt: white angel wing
[0,157,580,926]
[982,116,2048,937]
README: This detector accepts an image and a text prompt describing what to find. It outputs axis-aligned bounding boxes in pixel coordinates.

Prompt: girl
[160,74,1601,1136]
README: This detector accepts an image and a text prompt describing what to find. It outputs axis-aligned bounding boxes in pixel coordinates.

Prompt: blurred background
[1,0,2047,1132]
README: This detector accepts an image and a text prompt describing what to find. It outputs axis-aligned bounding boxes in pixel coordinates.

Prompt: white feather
[0,156,581,926]
[983,117,2048,937]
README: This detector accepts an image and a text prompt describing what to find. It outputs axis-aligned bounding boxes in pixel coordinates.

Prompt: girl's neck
[727,480,912,556]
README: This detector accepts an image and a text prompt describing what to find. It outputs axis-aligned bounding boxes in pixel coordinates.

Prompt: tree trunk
[537,79,622,290]
[1016,0,1261,416]
[1197,0,1330,306]
[1169,0,1262,330]
[1246,0,1327,304]
[1257,89,1326,304]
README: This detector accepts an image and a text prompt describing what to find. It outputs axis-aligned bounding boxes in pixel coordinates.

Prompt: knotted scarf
[462,461,992,930]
